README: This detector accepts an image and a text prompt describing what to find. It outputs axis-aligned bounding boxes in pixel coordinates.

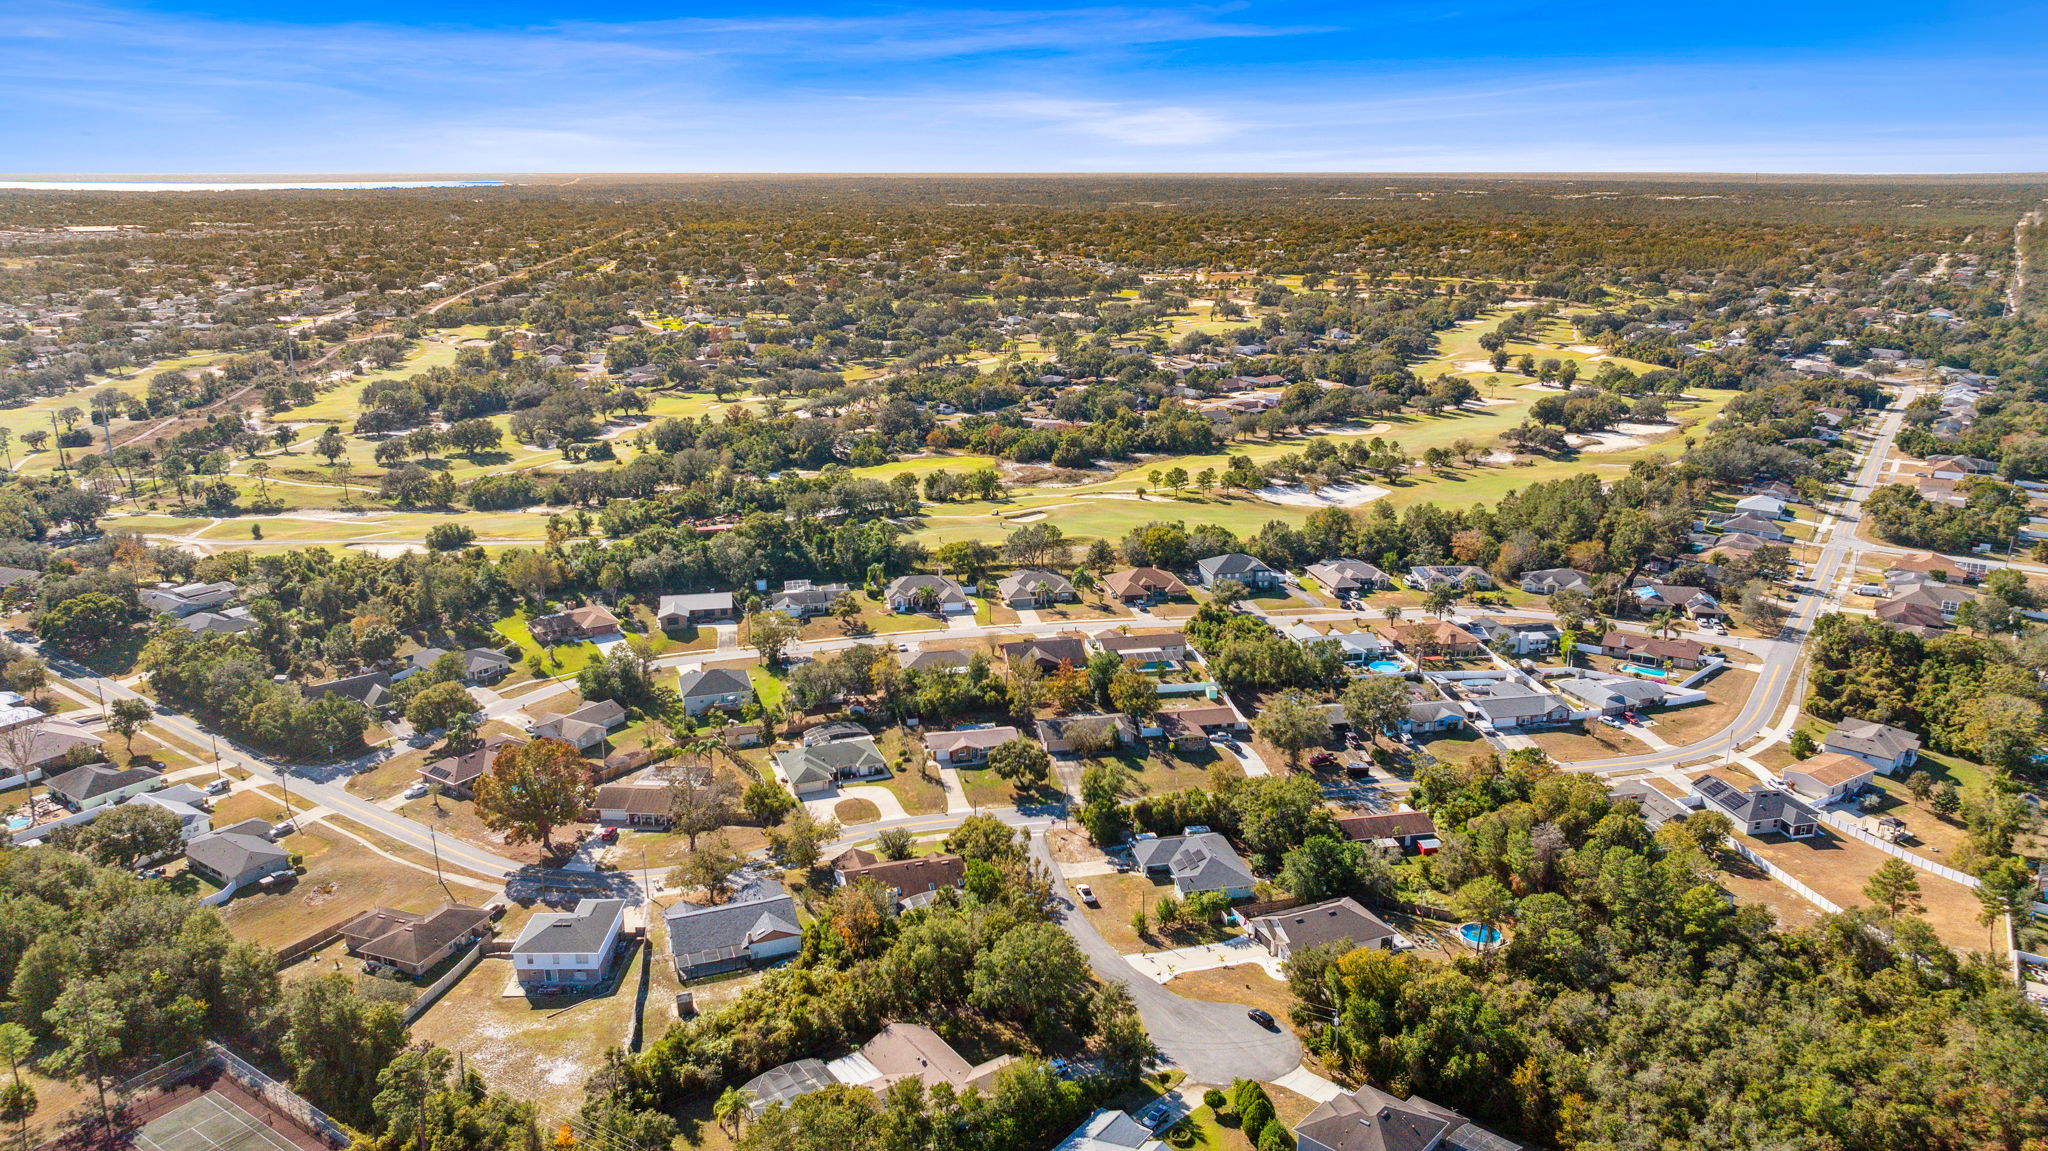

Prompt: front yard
[1074,872,1238,954]
[217,814,474,950]
[1652,667,1757,745]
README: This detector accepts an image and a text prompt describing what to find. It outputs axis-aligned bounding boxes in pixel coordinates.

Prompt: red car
[1308,752,1339,769]
[597,826,618,843]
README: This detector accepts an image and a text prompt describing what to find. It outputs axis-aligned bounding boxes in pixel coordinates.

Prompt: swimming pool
[1458,922,1503,950]
[5,815,30,833]
[1366,660,1404,674]
[1623,664,1669,679]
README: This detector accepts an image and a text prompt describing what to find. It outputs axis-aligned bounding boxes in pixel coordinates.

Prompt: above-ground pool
[1367,660,1404,674]
[1458,922,1504,950]
[1623,664,1669,679]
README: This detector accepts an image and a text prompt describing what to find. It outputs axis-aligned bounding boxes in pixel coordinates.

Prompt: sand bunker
[1569,422,1672,453]
[1327,422,1394,435]
[1255,482,1390,508]
[348,543,425,557]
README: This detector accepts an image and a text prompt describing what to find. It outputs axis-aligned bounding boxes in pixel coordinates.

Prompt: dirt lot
[1738,827,1997,955]
[409,952,641,1120]
[1528,721,1650,761]
[1714,854,1829,933]
[1654,668,1757,745]
[217,817,481,950]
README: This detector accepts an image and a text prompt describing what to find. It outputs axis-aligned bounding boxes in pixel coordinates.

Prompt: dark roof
[838,854,967,893]
[305,671,391,709]
[421,735,523,789]
[1335,811,1438,841]
[676,666,753,697]
[511,898,623,956]
[594,784,671,816]
[1693,775,1819,826]
[1197,552,1274,580]
[1251,897,1398,953]
[353,905,491,967]
[666,885,801,968]
[46,763,158,802]
[1294,1085,1522,1151]
[1001,635,1089,668]
[185,822,288,881]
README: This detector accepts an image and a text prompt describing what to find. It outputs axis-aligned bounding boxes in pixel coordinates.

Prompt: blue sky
[2,0,2045,173]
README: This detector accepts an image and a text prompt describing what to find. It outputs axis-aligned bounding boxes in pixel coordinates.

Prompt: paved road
[1028,833,1302,1085]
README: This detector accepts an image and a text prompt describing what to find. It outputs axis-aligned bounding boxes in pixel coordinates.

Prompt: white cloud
[988,98,1242,145]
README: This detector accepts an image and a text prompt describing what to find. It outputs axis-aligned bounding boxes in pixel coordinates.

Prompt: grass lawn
[1527,721,1651,761]
[1114,746,1241,798]
[876,727,949,814]
[835,797,881,824]
[217,818,457,950]
[1652,668,1757,745]
[957,764,1060,810]
[398,793,550,866]
[1074,872,1236,954]
[1171,1085,1321,1150]
[408,953,640,1120]
[1414,729,1490,766]
[746,664,786,710]
[1715,852,1831,934]
[493,611,604,679]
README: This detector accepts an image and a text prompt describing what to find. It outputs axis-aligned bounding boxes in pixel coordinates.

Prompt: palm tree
[713,1087,752,1138]
[1653,610,1679,641]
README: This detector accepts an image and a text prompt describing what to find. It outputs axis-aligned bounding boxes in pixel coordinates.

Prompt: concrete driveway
[1030,833,1301,1085]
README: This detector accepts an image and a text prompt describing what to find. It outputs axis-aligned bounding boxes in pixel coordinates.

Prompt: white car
[403,781,430,800]
[1598,716,1625,729]
[1074,884,1098,907]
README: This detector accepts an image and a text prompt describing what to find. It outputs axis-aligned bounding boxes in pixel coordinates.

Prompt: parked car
[1599,716,1624,729]
[1075,883,1098,906]
[1247,1009,1276,1029]
[1308,752,1339,769]
[1344,761,1373,778]
[403,781,430,800]
[597,826,618,843]
[134,867,164,880]
[1622,711,1645,725]
[204,778,231,796]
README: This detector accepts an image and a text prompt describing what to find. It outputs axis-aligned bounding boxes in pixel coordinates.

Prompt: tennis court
[133,1092,305,1151]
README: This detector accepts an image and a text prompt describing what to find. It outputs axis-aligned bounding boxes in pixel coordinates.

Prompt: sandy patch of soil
[1255,482,1390,508]
[348,543,424,557]
[1326,422,1394,435]
[1569,422,1673,454]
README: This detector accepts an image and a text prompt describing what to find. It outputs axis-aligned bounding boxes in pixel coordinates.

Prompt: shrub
[1203,1088,1227,1111]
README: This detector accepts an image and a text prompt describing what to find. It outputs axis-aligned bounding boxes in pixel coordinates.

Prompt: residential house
[127,784,212,840]
[141,580,236,616]
[1306,559,1393,597]
[528,698,627,751]
[511,897,626,987]
[1285,622,1389,664]
[1783,752,1876,803]
[1822,718,1921,773]
[1102,567,1189,605]
[1926,454,1999,479]
[1094,630,1189,666]
[408,646,512,684]
[666,881,802,980]
[340,904,492,977]
[1594,631,1707,670]
[1748,480,1798,502]
[768,580,850,619]
[776,736,888,797]
[1157,705,1246,749]
[925,726,1018,767]
[177,607,256,635]
[1054,1110,1165,1151]
[1196,553,1279,590]
[1467,618,1559,656]
[899,648,971,673]
[1715,512,1789,541]
[829,1023,1014,1095]
[184,819,290,888]
[1378,619,1483,659]
[304,671,392,711]
[0,566,39,590]
[1407,565,1495,591]
[1692,775,1820,838]
[1875,583,1977,635]
[884,575,972,615]
[1000,634,1090,672]
[1519,567,1590,595]
[528,604,622,645]
[835,854,968,905]
[1403,700,1466,734]
[44,762,161,811]
[995,569,1077,608]
[1456,681,1575,730]
[593,784,674,828]
[1294,1085,1523,1151]
[713,723,763,749]
[674,666,755,717]
[1334,811,1439,849]
[1553,675,1666,717]
[1035,714,1140,756]
[1708,532,1771,558]
[1131,831,1256,898]
[1632,582,1728,621]
[1887,551,1984,583]
[418,734,523,799]
[1247,897,1400,961]
[1608,781,1700,830]
[1734,494,1790,519]
[656,592,736,628]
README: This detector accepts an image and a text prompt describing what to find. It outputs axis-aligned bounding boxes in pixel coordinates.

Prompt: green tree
[968,922,1091,1040]
[742,780,798,825]
[52,803,182,869]
[278,975,408,1129]
[1864,858,1924,919]
[1279,835,1384,903]
[1975,856,2036,950]
[106,696,154,760]
[404,680,478,738]
[944,812,1025,863]
[670,832,748,903]
[1454,875,1514,933]
[1254,691,1330,772]
[0,1022,36,1151]
[987,737,1051,786]
[1788,729,1817,760]
[1341,675,1412,746]
[41,982,121,1139]
[744,610,801,666]
[36,592,130,656]
[766,809,840,870]
[473,738,591,852]
[714,1086,753,1139]
[875,827,916,860]
[1107,668,1158,718]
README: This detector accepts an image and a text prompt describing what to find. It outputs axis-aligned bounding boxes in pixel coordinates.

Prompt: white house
[1821,719,1921,773]
[1783,753,1876,803]
[511,898,626,987]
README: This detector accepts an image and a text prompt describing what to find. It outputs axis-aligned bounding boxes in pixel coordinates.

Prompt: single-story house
[926,726,1018,767]
[1458,682,1575,730]
[340,904,493,977]
[1095,630,1189,665]
[304,671,392,711]
[767,580,850,619]
[593,783,674,828]
[996,569,1077,608]
[1553,675,1666,716]
[1708,532,1772,558]
[408,646,513,684]
[1632,582,1727,620]
[1305,559,1393,596]
[1403,700,1466,734]
[1716,512,1789,540]
[674,666,755,717]
[141,580,236,617]
[1157,705,1245,749]
[529,604,622,645]
[528,699,628,750]
[1467,618,1560,655]
[667,881,802,980]
[1196,553,1279,590]
[899,647,971,673]
[1784,752,1876,803]
[418,734,523,799]
[127,784,212,840]
[1887,550,1986,583]
[511,897,626,987]
[1608,780,1701,830]
[1407,565,1495,591]
[1734,494,1790,519]
[1822,718,1921,773]
[713,722,764,749]
[776,736,888,797]
[835,853,968,904]
[1519,567,1591,595]
[1334,810,1438,849]
[884,575,972,615]
[1595,631,1707,670]
[1247,897,1400,961]
[1102,567,1189,604]
[177,608,256,635]
[1035,713,1140,756]
[1379,620,1483,658]
[184,818,290,889]
[45,762,162,810]
[1054,1110,1165,1151]
[829,1022,1014,1095]
[1691,774,1820,838]
[1294,1085,1522,1151]
[657,592,736,628]
[1001,634,1090,672]
[1131,831,1255,898]
[0,566,39,590]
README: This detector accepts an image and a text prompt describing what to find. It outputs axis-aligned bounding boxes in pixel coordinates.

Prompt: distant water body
[0,180,504,192]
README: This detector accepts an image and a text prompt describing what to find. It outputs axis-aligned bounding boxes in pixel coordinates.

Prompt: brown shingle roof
[837,854,967,893]
[1335,811,1439,841]
[1103,567,1188,599]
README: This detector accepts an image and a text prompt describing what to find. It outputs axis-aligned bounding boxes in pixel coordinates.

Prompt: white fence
[1820,810,1980,888]
[1730,841,1844,914]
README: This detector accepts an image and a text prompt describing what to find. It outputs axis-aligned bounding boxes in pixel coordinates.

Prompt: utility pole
[430,829,445,890]
[210,732,222,783]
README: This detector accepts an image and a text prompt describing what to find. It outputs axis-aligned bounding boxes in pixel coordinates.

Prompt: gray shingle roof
[676,666,753,698]
[511,898,624,956]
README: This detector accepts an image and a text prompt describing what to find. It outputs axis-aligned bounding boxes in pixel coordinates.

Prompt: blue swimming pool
[1458,922,1503,949]
[5,815,30,833]
[1367,660,1404,674]
[1623,664,1669,679]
